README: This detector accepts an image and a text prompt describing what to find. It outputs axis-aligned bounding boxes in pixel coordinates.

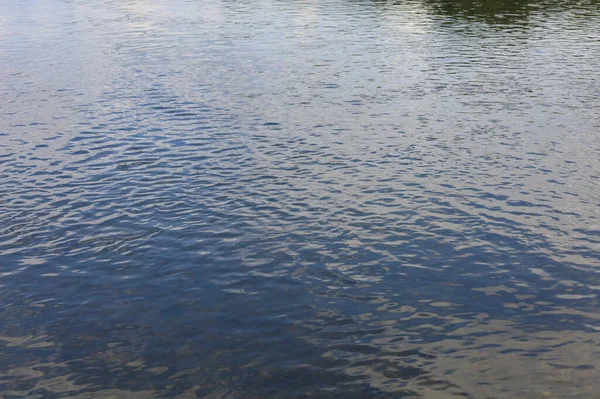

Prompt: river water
[1,0,599,398]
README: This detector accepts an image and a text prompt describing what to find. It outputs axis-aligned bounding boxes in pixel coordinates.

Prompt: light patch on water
[555,294,596,300]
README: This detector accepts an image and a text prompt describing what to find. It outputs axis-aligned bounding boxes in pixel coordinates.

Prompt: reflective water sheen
[1,0,600,397]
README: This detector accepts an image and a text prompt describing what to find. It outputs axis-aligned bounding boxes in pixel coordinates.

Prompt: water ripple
[1,0,600,397]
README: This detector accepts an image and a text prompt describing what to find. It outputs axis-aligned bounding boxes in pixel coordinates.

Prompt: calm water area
[1,0,600,397]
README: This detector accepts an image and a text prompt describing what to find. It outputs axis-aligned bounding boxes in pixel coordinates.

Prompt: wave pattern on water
[1,0,600,397]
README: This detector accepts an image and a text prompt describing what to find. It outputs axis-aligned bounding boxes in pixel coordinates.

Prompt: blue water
[1,0,600,397]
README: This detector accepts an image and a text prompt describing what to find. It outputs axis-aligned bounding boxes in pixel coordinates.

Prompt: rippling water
[1,0,600,397]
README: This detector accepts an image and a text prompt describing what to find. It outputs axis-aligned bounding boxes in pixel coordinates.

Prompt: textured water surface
[1,0,600,397]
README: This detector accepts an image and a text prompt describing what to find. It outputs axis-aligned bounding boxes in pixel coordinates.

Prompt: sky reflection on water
[1,0,600,397]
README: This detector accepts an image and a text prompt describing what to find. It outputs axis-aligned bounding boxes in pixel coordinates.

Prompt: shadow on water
[365,0,600,25]
[423,0,534,24]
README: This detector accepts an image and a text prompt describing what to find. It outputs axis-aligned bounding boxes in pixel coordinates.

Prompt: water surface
[1,0,600,397]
